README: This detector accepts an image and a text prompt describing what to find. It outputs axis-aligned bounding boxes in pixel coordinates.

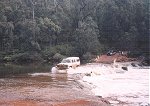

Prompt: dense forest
[0,0,149,63]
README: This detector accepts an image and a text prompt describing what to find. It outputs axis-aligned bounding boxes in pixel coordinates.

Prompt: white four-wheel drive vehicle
[56,57,80,70]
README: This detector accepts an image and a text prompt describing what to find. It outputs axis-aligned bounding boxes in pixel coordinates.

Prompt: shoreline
[0,62,149,106]
[72,62,149,106]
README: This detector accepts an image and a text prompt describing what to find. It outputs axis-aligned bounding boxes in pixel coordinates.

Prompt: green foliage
[38,17,61,32]
[54,44,74,56]
[42,44,73,62]
[52,53,66,62]
[0,22,14,51]
[0,0,149,63]
[127,51,144,58]
[74,17,101,56]
[10,52,43,63]
[3,56,12,62]
[82,52,95,63]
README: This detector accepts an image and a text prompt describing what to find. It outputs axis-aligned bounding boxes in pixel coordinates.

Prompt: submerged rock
[121,67,128,71]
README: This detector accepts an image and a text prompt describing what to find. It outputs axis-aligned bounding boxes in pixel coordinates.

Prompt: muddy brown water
[0,65,109,106]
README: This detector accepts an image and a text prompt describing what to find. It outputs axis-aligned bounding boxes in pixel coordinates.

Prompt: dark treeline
[0,0,149,63]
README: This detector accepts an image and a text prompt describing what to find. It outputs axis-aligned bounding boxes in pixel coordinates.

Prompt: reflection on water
[0,63,51,77]
[0,72,77,89]
[0,70,95,104]
[0,64,79,103]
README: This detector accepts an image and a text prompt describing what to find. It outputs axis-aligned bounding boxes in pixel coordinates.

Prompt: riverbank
[66,62,149,106]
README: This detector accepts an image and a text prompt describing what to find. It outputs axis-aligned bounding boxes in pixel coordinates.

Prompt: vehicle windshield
[61,59,71,63]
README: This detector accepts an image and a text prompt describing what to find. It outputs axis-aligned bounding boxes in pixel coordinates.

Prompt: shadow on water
[0,63,52,78]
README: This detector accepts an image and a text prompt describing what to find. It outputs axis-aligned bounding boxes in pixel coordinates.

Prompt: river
[1,63,148,106]
[0,64,108,106]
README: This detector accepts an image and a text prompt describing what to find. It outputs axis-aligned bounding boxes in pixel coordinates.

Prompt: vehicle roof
[64,57,79,60]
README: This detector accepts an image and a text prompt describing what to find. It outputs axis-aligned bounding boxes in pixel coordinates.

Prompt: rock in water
[122,67,128,71]
[51,67,58,73]
[131,63,137,67]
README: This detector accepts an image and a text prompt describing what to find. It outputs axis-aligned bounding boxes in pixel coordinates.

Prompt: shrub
[10,52,43,63]
[3,56,12,62]
[42,44,74,62]
[82,52,95,63]
[127,51,142,58]
[52,53,66,63]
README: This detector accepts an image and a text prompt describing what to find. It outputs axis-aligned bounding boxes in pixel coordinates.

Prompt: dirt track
[94,53,136,63]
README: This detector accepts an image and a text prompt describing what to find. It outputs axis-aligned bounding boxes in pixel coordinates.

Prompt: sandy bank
[0,99,110,106]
